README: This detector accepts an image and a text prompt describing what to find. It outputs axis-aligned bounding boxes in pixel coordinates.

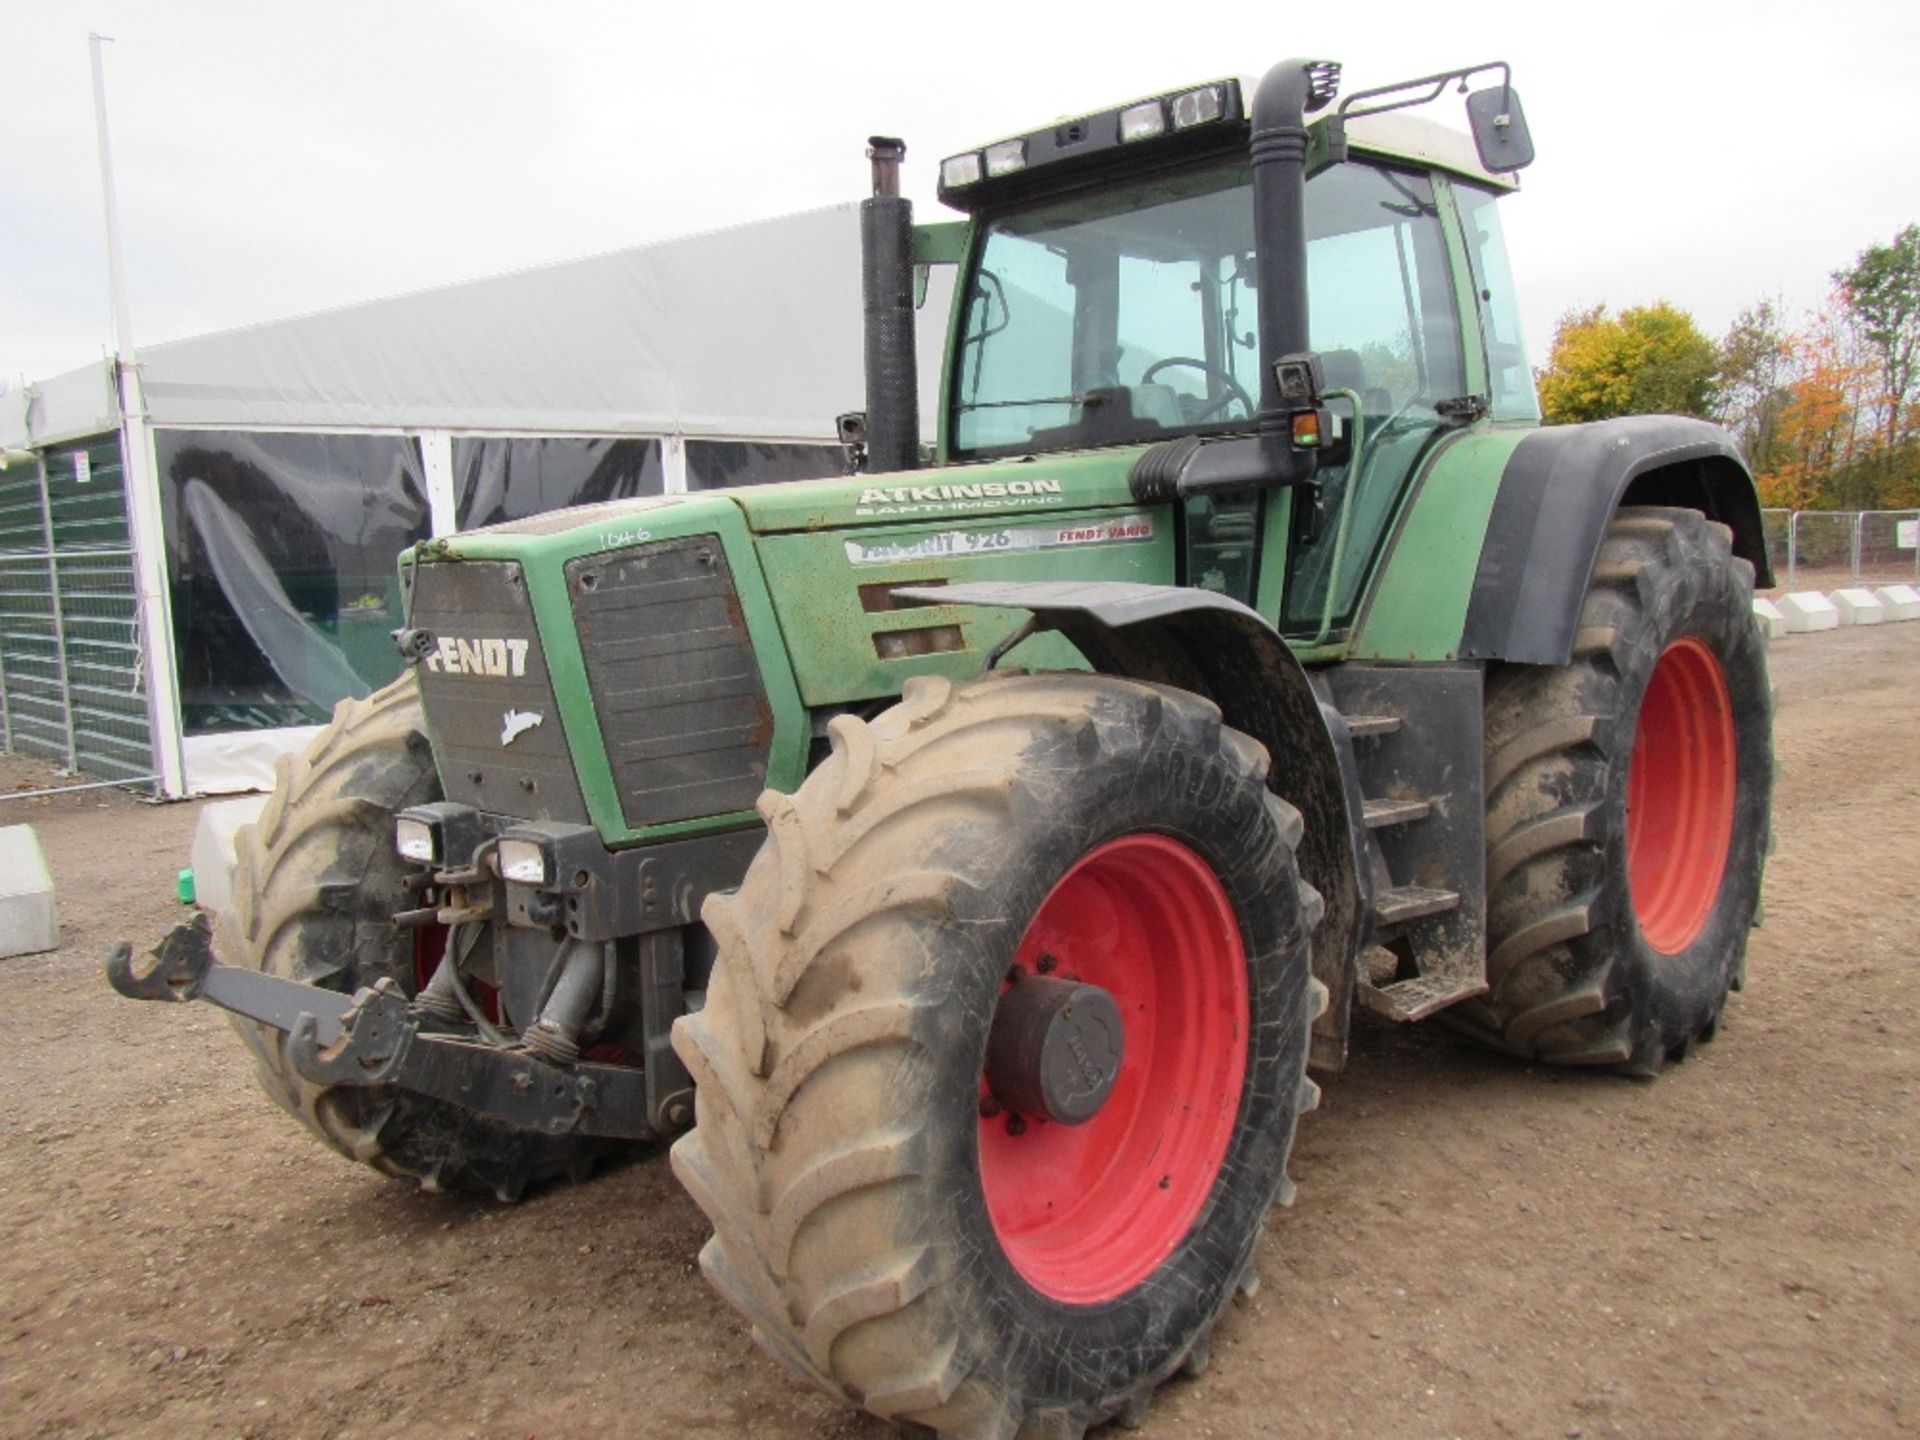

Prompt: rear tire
[671,671,1323,1438]
[224,674,621,1198]
[1454,506,1772,1073]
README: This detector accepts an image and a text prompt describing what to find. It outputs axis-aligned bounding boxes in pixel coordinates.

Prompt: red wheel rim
[978,834,1248,1304]
[1626,638,1737,954]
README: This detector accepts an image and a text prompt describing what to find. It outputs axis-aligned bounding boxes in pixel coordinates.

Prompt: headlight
[497,838,550,887]
[1170,85,1224,129]
[395,817,436,864]
[982,139,1026,177]
[1119,101,1167,142]
[940,152,983,189]
[394,803,483,868]
[496,821,601,892]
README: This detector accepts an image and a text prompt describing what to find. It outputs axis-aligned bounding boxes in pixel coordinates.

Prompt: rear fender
[1460,416,1771,664]
[895,580,1365,1068]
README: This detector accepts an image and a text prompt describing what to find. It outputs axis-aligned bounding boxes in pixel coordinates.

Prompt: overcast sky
[5,0,1916,393]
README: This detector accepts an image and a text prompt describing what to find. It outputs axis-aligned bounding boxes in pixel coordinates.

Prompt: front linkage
[107,913,653,1140]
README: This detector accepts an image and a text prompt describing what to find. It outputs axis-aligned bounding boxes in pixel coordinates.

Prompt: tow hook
[288,980,413,1085]
[105,912,216,1003]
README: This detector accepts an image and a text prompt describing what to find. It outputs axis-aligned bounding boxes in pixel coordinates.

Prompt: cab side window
[1282,163,1465,630]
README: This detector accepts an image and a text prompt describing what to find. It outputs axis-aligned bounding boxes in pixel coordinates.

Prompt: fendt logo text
[425,637,531,678]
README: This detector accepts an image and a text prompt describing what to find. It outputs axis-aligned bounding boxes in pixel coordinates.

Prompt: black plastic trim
[937,88,1246,213]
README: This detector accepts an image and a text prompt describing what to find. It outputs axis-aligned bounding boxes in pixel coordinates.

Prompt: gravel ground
[2,621,1915,1439]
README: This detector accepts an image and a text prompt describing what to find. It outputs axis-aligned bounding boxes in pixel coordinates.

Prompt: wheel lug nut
[1006,1114,1027,1136]
[1036,953,1058,974]
[979,1096,1002,1118]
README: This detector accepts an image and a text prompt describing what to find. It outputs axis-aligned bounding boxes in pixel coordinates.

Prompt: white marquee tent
[0,202,952,795]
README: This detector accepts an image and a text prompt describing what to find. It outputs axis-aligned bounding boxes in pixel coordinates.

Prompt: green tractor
[111,57,1774,1438]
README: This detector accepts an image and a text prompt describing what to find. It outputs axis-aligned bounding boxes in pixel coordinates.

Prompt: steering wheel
[1139,357,1255,423]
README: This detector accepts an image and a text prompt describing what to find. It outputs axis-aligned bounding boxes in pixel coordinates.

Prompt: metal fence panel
[1759,508,1792,587]
[46,441,150,779]
[0,552,65,762]
[1857,510,1920,586]
[1786,511,1856,591]
[0,437,152,782]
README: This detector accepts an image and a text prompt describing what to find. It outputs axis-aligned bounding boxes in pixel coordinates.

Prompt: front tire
[671,671,1323,1437]
[224,674,622,1198]
[1456,506,1772,1072]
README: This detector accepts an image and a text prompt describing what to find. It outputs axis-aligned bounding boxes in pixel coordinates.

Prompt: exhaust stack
[861,136,920,473]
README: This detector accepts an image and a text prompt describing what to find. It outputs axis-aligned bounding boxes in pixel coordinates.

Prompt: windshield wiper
[954,392,1113,412]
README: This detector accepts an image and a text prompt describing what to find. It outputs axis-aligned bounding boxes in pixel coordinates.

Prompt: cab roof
[939,74,1519,214]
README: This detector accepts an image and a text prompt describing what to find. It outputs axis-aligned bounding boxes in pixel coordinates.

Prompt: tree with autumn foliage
[1833,224,1920,486]
[1529,228,1919,509]
[1716,300,1793,476]
[1750,313,1878,510]
[1536,302,1720,425]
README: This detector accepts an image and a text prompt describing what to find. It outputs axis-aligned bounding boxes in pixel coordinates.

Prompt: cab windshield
[951,157,1259,459]
[949,153,1474,483]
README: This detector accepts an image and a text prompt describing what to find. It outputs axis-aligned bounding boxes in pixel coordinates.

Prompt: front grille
[410,560,590,824]
[568,536,772,828]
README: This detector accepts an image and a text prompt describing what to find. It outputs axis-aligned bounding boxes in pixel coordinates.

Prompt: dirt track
[3,623,1916,1439]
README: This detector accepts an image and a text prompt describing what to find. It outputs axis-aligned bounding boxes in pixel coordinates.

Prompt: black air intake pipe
[861,136,920,473]
[1250,59,1339,477]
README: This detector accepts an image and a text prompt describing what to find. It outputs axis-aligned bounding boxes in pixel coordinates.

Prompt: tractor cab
[903,65,1539,643]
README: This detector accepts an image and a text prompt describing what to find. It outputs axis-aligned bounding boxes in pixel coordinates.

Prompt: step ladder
[1326,668,1490,1027]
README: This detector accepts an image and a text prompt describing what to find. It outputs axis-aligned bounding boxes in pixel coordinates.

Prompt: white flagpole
[90,32,187,798]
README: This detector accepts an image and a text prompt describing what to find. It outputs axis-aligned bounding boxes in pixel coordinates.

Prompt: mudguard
[1459,415,1770,665]
[894,579,1366,1059]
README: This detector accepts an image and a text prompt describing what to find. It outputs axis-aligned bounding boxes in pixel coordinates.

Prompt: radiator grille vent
[568,536,772,829]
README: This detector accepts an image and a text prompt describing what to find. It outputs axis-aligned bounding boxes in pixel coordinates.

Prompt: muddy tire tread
[1462,506,1771,1072]
[672,672,1320,1438]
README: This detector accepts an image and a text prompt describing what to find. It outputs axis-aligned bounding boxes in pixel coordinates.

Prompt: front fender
[895,579,1365,1068]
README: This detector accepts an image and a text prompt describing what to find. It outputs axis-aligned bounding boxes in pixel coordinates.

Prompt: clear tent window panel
[156,430,430,734]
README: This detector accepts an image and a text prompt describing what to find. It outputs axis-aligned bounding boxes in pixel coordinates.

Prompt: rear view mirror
[1466,85,1534,172]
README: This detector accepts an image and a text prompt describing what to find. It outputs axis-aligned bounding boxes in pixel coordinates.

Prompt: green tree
[1536,302,1720,425]
[1833,223,1920,469]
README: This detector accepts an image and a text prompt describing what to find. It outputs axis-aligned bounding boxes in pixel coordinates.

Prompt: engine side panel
[754,507,1171,707]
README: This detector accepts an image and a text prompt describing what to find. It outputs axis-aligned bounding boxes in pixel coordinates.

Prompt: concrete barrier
[0,825,57,958]
[1830,588,1888,626]
[188,795,269,919]
[1874,583,1920,621]
[1778,592,1841,633]
[1752,597,1786,638]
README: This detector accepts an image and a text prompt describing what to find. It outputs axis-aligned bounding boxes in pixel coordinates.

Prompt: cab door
[1265,162,1471,641]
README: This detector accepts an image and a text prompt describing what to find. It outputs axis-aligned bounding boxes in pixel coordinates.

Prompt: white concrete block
[1873,583,1920,621]
[1777,591,1840,633]
[189,795,269,918]
[1830,587,1887,625]
[0,825,57,957]
[1751,597,1786,639]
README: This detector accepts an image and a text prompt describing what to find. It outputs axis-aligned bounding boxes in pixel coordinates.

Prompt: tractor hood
[726,448,1141,533]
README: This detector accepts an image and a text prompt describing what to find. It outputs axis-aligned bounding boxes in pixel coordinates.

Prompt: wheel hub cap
[985,976,1125,1125]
